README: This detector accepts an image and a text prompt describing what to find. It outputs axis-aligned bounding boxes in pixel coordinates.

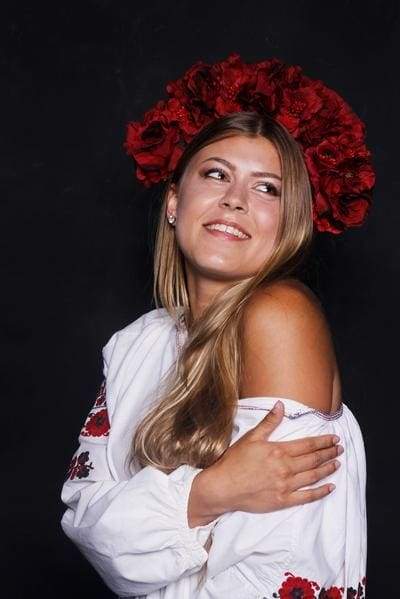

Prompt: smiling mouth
[203,224,250,241]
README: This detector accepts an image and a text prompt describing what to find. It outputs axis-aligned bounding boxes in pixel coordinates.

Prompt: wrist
[188,467,227,528]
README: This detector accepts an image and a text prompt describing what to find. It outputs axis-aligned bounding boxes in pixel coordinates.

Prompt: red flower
[81,408,110,437]
[305,133,373,181]
[124,98,206,185]
[124,101,181,185]
[312,192,371,234]
[166,60,218,115]
[245,58,286,114]
[276,86,323,137]
[303,132,375,233]
[211,53,257,115]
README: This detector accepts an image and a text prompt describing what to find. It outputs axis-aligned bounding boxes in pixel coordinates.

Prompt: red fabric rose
[211,53,257,115]
[276,86,323,137]
[246,58,284,114]
[124,98,208,184]
[125,101,184,182]
[311,190,371,234]
[300,83,365,147]
[166,60,217,115]
[303,131,374,233]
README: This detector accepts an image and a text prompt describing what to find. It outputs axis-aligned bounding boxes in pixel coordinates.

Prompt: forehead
[192,134,281,171]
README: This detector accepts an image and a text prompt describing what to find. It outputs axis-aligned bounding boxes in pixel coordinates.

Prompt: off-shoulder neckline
[237,396,344,420]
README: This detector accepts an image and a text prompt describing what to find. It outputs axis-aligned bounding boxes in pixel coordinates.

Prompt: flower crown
[124,53,375,235]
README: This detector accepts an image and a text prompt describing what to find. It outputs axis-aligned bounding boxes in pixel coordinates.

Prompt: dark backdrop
[1,1,398,596]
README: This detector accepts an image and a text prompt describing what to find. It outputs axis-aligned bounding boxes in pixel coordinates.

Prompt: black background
[1,1,399,596]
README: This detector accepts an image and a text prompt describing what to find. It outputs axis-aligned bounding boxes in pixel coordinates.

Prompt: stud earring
[167,214,176,225]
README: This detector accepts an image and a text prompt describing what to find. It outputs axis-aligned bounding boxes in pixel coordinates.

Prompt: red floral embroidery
[81,409,110,437]
[272,572,366,599]
[66,451,94,480]
[80,380,110,437]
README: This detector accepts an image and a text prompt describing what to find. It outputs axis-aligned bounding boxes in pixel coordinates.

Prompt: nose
[218,181,249,213]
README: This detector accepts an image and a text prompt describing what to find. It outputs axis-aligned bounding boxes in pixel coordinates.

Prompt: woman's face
[166,134,282,285]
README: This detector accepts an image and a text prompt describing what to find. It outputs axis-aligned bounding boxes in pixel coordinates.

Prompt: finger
[285,483,336,508]
[251,401,285,440]
[290,445,343,474]
[288,459,341,492]
[276,434,340,457]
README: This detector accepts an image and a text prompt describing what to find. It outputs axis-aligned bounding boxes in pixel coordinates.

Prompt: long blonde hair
[130,111,314,474]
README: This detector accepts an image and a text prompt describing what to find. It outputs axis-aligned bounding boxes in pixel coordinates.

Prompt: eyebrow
[200,157,282,181]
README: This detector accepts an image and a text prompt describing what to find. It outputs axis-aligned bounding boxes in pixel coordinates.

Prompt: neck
[185,270,233,322]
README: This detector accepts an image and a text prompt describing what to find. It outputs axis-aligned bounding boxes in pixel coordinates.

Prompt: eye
[202,167,229,181]
[255,181,280,196]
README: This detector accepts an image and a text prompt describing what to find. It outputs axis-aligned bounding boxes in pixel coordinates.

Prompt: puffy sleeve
[60,333,221,598]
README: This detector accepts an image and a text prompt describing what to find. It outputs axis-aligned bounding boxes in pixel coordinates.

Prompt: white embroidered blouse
[60,307,367,598]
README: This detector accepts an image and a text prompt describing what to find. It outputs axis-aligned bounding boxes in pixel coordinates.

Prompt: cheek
[174,187,206,249]
[255,202,281,237]
[176,201,202,245]
[248,204,281,264]
[175,179,216,233]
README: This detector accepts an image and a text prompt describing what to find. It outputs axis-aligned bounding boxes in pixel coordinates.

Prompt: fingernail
[329,484,336,492]
[272,400,283,413]
[333,435,340,443]
[337,445,344,455]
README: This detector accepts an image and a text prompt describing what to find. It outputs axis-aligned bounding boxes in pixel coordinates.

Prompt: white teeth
[206,223,249,239]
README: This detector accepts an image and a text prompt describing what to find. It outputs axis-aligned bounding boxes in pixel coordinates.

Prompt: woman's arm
[62,459,219,597]
[60,348,222,598]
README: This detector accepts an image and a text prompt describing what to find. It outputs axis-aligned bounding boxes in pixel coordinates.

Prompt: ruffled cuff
[167,464,221,569]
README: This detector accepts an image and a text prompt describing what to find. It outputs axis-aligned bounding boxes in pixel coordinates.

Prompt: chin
[202,265,252,281]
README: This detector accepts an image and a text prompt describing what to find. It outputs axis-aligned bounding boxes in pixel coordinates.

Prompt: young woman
[61,56,372,599]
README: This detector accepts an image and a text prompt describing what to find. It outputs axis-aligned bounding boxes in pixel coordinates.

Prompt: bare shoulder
[243,277,331,341]
[241,278,339,411]
[244,277,324,321]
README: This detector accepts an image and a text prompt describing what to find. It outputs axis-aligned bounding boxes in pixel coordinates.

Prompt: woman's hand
[188,400,343,527]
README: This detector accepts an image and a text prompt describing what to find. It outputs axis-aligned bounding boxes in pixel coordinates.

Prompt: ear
[166,183,178,218]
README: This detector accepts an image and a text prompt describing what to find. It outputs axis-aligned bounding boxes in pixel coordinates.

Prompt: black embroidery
[66,451,94,480]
